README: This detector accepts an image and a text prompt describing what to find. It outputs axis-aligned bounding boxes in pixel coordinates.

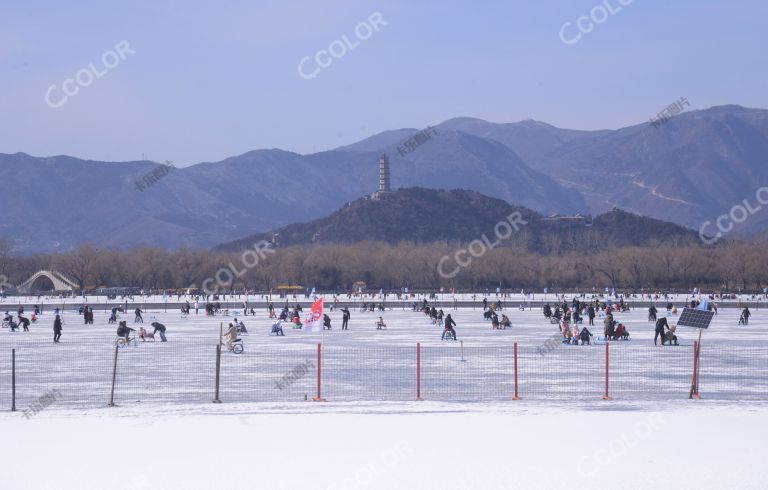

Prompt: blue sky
[1,0,766,165]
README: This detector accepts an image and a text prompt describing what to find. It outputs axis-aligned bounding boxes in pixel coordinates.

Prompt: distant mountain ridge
[2,104,767,252]
[215,188,701,254]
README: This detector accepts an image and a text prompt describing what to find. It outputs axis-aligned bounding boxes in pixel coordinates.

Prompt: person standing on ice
[194,300,199,315]
[341,307,351,330]
[53,315,62,343]
[442,314,457,340]
[741,306,751,325]
[134,308,144,323]
[603,312,615,339]
[648,305,657,322]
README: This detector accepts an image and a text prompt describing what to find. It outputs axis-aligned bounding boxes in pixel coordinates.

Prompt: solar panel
[677,307,714,329]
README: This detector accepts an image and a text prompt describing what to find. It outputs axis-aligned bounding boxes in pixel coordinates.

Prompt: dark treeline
[1,240,766,292]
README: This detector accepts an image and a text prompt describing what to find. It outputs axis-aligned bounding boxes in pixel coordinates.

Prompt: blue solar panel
[677,308,714,329]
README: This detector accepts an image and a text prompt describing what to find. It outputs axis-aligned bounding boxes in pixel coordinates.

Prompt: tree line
[1,240,765,293]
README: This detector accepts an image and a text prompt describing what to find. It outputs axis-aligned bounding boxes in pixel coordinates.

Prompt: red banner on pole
[304,298,324,332]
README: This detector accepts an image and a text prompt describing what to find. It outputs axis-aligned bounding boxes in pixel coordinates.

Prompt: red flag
[304,297,324,332]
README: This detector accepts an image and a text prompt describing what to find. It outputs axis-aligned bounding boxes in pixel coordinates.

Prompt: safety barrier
[2,340,766,410]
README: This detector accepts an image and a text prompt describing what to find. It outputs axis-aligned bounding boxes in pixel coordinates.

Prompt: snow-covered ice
[1,301,766,489]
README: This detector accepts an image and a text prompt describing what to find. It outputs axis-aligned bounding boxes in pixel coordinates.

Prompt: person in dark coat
[53,315,62,343]
[117,321,135,340]
[579,327,592,345]
[151,321,167,341]
[587,305,595,326]
[742,307,751,325]
[543,304,552,319]
[648,305,657,322]
[18,315,30,332]
[109,307,119,324]
[341,307,351,330]
[603,313,615,339]
[442,314,457,340]
[323,314,332,330]
[134,308,143,323]
[654,317,670,345]
[572,308,582,324]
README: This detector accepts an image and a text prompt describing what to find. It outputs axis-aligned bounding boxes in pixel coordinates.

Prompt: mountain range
[2,104,767,253]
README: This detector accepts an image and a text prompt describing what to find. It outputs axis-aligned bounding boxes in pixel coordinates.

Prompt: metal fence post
[601,342,612,400]
[512,342,520,400]
[416,342,423,401]
[690,340,701,400]
[107,345,119,407]
[11,348,16,412]
[312,343,326,401]
[213,343,222,403]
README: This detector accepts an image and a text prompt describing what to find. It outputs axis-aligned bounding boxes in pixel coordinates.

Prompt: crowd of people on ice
[540,297,630,345]
[2,304,40,332]
[534,294,754,347]
[0,289,760,346]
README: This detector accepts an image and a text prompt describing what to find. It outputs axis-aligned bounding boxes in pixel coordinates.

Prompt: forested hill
[215,188,700,254]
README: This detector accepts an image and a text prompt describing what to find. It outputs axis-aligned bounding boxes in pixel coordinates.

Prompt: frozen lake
[1,302,765,410]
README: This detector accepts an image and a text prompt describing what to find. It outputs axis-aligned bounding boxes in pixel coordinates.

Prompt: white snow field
[1,403,766,489]
[1,302,766,489]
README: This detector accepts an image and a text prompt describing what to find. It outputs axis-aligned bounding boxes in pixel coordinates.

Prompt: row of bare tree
[1,240,766,292]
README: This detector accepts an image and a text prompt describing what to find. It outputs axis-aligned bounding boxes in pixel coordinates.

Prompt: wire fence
[1,339,766,411]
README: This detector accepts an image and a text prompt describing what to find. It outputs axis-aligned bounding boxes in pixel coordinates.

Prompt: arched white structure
[16,270,79,294]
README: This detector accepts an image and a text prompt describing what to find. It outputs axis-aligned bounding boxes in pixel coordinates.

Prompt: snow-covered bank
[1,402,765,490]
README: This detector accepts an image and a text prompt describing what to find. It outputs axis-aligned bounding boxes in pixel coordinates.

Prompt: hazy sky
[1,0,766,166]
